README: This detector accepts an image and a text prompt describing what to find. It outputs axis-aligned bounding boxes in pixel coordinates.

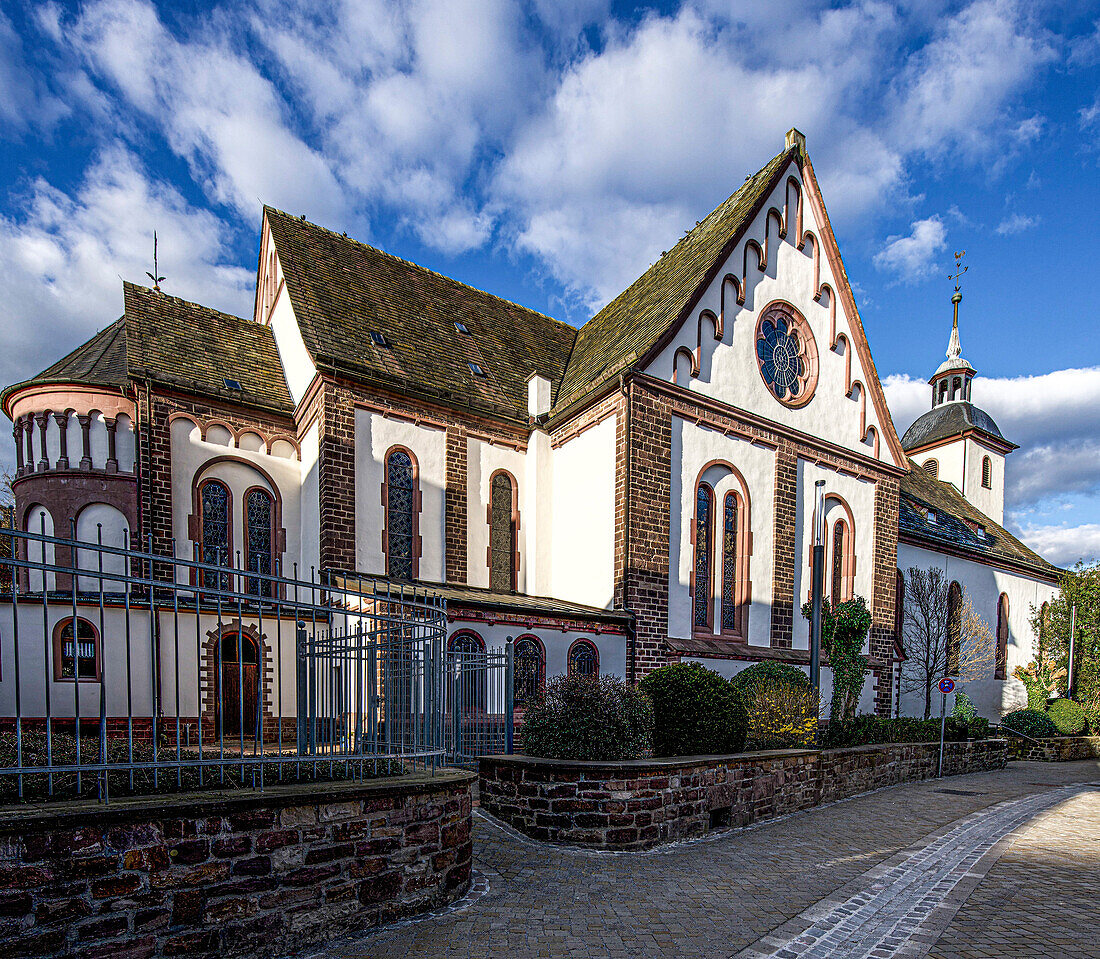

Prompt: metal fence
[0,521,467,802]
[445,644,513,768]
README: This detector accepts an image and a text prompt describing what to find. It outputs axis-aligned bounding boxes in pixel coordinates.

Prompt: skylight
[469,362,487,377]
[223,377,242,391]
[370,330,389,348]
[455,321,469,334]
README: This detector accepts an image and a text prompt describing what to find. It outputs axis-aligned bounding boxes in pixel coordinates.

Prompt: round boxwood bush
[730,661,810,694]
[521,674,653,761]
[639,663,747,757]
[1000,708,1059,739]
[1046,698,1087,736]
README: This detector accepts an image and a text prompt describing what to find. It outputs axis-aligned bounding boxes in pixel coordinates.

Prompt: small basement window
[469,362,487,377]
[369,330,389,348]
[455,321,470,334]
[223,378,242,391]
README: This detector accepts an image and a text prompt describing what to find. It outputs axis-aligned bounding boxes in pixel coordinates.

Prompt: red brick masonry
[1006,736,1100,762]
[0,769,474,959]
[479,742,1008,851]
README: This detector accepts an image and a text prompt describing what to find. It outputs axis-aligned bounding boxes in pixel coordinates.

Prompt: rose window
[754,303,818,407]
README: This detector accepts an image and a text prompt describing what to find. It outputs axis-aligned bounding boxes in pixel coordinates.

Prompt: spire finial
[946,250,966,359]
[146,230,166,293]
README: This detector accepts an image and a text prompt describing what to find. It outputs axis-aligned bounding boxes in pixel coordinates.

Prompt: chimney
[785,127,806,156]
[527,372,551,418]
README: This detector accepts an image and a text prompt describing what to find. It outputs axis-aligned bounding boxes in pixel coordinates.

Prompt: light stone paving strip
[735,784,1098,959]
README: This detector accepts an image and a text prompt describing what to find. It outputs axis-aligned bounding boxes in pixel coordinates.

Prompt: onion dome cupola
[900,253,1016,527]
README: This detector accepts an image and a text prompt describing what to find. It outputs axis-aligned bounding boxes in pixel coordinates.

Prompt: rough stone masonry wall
[479,741,1006,851]
[0,771,474,959]
[1006,736,1100,762]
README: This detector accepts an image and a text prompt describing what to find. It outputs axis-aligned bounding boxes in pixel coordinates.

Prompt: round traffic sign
[939,677,955,694]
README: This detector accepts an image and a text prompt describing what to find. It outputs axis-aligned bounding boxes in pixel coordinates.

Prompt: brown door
[216,634,259,737]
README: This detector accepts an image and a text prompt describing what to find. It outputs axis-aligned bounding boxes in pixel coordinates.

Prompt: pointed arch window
[199,478,231,590]
[995,593,1009,680]
[721,492,741,632]
[830,519,849,607]
[245,488,274,597]
[946,581,962,675]
[567,639,599,678]
[693,483,714,630]
[982,456,992,489]
[489,471,518,592]
[383,448,418,580]
[894,569,906,659]
[513,635,545,708]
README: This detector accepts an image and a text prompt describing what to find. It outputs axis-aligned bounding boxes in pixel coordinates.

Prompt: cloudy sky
[2,0,1099,565]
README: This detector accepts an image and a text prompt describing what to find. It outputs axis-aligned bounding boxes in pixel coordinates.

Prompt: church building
[0,129,1058,724]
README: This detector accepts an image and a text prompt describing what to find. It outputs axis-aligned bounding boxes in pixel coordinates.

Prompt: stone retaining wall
[479,741,1007,850]
[0,769,474,959]
[1007,736,1100,762]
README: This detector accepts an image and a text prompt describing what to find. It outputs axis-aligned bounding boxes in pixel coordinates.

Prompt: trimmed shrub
[951,692,977,723]
[730,661,810,694]
[744,681,819,750]
[1000,708,1059,739]
[1046,698,1087,736]
[521,675,653,761]
[639,663,748,757]
[966,716,991,741]
[819,715,969,749]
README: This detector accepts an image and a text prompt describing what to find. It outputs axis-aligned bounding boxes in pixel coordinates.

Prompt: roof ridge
[122,280,252,327]
[263,206,574,332]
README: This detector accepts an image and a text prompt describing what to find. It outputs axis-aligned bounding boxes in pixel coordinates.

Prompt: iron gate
[444,643,513,768]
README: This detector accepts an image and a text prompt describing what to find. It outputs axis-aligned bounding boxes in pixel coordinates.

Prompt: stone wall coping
[478,741,1007,774]
[0,767,475,834]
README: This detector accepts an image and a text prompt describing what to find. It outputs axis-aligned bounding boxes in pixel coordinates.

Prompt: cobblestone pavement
[309,761,1100,959]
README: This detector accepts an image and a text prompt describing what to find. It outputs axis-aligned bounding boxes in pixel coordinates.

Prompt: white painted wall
[265,273,316,407]
[791,460,876,651]
[169,416,302,576]
[645,168,888,464]
[300,421,320,576]
[550,415,616,608]
[354,410,446,582]
[465,438,527,590]
[669,418,775,647]
[896,542,1057,721]
[24,504,54,592]
[962,437,1005,526]
[74,503,129,591]
[523,429,554,596]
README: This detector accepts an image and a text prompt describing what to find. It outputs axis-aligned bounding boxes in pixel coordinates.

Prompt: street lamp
[810,480,826,695]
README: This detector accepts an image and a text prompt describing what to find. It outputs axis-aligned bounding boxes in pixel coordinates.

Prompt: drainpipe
[619,374,635,683]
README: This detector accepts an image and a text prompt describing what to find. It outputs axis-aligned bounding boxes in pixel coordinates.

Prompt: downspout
[619,373,636,683]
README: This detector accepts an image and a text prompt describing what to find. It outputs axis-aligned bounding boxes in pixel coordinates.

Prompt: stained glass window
[489,473,515,591]
[58,618,98,680]
[201,479,230,590]
[946,582,962,675]
[754,305,818,406]
[514,637,544,707]
[831,520,847,607]
[568,640,598,678]
[995,594,1009,680]
[693,484,713,630]
[246,488,274,597]
[386,449,415,580]
[721,492,739,631]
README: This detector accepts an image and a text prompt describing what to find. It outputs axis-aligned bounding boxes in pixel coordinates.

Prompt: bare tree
[900,567,996,718]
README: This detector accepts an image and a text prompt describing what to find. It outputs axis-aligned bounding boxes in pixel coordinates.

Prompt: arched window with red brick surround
[383,447,419,580]
[692,483,714,630]
[53,617,100,682]
[995,593,1009,680]
[198,478,231,590]
[513,634,545,707]
[567,639,599,678]
[245,487,274,597]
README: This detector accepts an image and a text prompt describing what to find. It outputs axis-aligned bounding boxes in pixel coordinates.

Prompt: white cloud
[0,147,252,387]
[1011,523,1100,568]
[0,10,67,135]
[995,213,1038,235]
[872,216,946,281]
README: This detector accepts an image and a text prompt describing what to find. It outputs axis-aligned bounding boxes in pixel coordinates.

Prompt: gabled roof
[553,146,796,414]
[899,458,1057,580]
[264,207,577,424]
[901,402,1016,452]
[2,284,294,417]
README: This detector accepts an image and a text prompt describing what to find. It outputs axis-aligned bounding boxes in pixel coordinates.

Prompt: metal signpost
[937,677,955,777]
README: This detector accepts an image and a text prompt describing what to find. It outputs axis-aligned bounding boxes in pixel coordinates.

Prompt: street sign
[939,677,955,695]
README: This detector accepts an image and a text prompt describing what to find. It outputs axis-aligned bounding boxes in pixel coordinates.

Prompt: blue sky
[2,0,1100,564]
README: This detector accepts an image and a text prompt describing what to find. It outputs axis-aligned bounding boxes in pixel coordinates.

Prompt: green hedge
[819,715,971,749]
[730,661,810,694]
[521,675,653,761]
[1000,708,1059,739]
[639,663,748,757]
[1046,699,1087,736]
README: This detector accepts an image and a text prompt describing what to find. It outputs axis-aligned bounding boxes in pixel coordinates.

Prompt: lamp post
[810,480,826,695]
[1068,604,1077,701]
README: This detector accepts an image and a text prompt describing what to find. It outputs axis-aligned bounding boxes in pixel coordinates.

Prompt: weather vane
[146,231,166,292]
[949,250,967,295]
[947,250,967,354]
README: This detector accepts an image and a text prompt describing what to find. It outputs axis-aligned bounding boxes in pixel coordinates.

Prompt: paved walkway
[308,761,1100,959]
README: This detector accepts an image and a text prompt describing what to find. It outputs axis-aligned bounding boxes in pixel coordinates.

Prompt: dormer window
[925,508,937,525]
[469,362,487,377]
